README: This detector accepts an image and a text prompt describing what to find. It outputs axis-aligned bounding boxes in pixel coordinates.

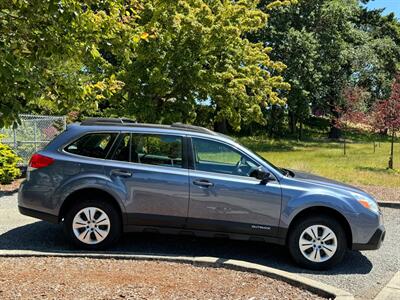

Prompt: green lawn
[239,136,400,188]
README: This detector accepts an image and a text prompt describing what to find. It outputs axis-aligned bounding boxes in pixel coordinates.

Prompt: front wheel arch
[286,206,353,249]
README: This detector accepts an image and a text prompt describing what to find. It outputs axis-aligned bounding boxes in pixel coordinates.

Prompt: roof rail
[79,118,217,135]
[171,123,216,135]
[81,117,137,126]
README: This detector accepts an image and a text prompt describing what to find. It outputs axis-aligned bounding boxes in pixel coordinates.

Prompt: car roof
[78,118,224,137]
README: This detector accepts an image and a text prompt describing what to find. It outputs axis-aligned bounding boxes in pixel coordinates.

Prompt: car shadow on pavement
[0,221,373,276]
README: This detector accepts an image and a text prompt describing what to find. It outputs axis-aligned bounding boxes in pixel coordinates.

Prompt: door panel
[105,163,189,228]
[188,170,282,236]
[187,137,282,236]
[104,132,189,228]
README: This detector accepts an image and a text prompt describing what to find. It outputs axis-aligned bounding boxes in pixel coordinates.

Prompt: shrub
[0,135,21,184]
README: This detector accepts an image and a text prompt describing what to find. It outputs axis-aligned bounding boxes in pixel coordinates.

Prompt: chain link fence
[0,114,67,164]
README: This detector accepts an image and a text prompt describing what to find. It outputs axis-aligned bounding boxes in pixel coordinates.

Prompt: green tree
[103,0,290,131]
[355,9,400,102]
[0,0,138,127]
[1,0,289,132]
[257,0,400,138]
[372,74,400,169]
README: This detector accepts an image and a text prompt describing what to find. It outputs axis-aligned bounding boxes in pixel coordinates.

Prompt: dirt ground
[357,185,400,202]
[0,178,23,194]
[0,257,325,300]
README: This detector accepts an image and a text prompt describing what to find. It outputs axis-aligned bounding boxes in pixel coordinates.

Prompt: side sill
[124,224,286,246]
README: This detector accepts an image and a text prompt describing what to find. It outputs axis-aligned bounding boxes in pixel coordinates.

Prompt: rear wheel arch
[59,188,125,225]
[286,206,353,248]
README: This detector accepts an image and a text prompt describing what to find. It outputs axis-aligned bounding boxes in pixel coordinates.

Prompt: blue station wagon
[18,118,385,269]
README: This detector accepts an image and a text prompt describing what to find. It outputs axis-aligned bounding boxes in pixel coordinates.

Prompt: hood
[291,170,370,196]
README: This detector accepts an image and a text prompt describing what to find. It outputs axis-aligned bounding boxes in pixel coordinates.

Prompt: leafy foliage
[255,0,400,138]
[373,75,400,134]
[0,0,138,127]
[103,0,290,130]
[334,86,370,154]
[0,0,289,132]
[336,87,370,129]
[372,75,400,168]
[0,0,399,139]
[0,135,21,184]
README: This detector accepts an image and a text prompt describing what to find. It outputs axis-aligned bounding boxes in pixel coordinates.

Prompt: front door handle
[111,169,132,177]
[193,179,214,187]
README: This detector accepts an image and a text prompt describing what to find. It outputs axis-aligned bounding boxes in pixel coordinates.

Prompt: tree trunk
[213,105,228,134]
[288,111,297,134]
[328,99,341,139]
[388,130,394,169]
[329,117,341,139]
[298,121,303,141]
[214,119,228,133]
[343,134,346,156]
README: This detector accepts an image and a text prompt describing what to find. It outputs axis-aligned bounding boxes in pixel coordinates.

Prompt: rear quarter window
[64,132,118,159]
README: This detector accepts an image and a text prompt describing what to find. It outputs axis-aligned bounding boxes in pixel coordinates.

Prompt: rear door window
[65,133,118,159]
[111,133,183,168]
[112,133,131,162]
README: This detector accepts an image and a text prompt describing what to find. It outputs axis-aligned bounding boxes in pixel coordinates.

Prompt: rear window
[65,133,118,159]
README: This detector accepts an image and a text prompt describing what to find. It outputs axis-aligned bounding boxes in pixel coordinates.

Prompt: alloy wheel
[298,224,338,263]
[72,207,111,245]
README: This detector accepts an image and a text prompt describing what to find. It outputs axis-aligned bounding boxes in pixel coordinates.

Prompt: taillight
[29,153,54,169]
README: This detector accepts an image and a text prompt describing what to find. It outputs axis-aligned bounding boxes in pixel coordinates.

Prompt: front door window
[192,138,259,177]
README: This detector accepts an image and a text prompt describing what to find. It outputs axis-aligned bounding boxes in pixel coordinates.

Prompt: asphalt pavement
[0,193,399,299]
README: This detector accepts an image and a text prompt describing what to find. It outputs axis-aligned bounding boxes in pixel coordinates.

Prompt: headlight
[351,192,379,214]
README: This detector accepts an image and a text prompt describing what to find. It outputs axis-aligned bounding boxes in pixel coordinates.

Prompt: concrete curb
[377,201,400,209]
[0,250,353,300]
[374,271,400,300]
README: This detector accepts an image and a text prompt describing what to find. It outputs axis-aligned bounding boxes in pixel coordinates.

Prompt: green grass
[239,136,400,188]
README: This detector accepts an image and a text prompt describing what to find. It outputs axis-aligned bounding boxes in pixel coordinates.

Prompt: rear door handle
[193,179,214,187]
[111,169,132,177]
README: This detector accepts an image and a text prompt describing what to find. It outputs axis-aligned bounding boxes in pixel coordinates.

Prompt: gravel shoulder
[0,193,399,299]
[357,185,400,202]
[0,257,323,300]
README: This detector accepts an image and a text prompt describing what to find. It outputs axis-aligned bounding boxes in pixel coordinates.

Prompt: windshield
[220,135,288,176]
[250,150,287,176]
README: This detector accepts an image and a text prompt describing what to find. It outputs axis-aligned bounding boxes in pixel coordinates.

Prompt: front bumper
[352,225,386,250]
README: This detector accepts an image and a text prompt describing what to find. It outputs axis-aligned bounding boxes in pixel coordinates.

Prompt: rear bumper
[352,225,385,250]
[18,206,59,224]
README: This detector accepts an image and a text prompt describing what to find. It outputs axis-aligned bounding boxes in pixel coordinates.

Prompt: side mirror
[260,172,273,184]
[250,168,274,184]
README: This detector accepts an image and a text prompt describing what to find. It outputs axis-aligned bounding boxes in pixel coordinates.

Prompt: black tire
[288,215,347,270]
[63,198,122,250]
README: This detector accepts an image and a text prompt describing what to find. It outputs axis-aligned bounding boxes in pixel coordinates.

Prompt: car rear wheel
[288,216,347,270]
[63,199,121,250]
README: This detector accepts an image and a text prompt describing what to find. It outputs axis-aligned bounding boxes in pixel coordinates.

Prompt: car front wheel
[288,216,347,270]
